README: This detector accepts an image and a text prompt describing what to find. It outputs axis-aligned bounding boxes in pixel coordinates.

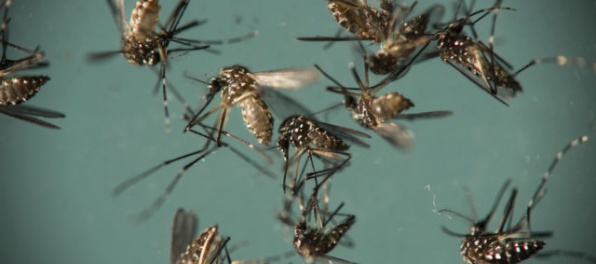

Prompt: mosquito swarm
[4,0,596,264]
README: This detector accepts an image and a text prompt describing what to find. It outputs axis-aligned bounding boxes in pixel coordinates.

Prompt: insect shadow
[89,0,257,129]
[438,135,594,264]
[113,121,276,223]
[0,0,64,129]
[318,41,452,150]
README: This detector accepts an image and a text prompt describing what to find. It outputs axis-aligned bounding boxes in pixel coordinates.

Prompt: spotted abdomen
[0,76,50,105]
[327,0,386,42]
[240,96,273,145]
[461,235,545,264]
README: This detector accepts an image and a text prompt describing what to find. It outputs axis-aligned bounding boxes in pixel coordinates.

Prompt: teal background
[1,0,595,263]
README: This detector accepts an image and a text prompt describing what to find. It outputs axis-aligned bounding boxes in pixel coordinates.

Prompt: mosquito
[433,0,596,105]
[172,208,292,264]
[0,0,64,129]
[184,65,320,146]
[438,135,590,264]
[278,179,357,264]
[277,114,370,194]
[113,122,275,222]
[172,210,232,264]
[319,42,452,150]
[367,2,444,75]
[298,0,441,72]
[430,0,520,105]
[297,0,394,49]
[90,0,257,128]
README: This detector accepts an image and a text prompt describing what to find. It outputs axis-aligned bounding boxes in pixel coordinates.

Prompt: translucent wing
[0,105,65,129]
[420,4,445,30]
[106,0,130,39]
[171,209,198,264]
[252,68,320,90]
[315,119,371,148]
[262,89,313,121]
[392,110,453,121]
[373,122,414,149]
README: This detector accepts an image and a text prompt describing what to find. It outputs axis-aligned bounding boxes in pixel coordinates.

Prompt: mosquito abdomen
[121,0,162,66]
[328,0,386,42]
[130,0,161,38]
[461,236,545,264]
[240,96,273,145]
[372,92,413,120]
[0,76,49,105]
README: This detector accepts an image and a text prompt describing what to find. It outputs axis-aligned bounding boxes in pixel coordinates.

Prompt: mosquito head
[469,223,485,236]
[446,19,466,35]
[277,137,289,160]
[343,95,357,110]
[207,76,225,99]
[293,221,311,256]
[294,221,307,238]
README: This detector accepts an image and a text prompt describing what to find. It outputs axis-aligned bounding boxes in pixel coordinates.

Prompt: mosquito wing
[419,4,445,30]
[392,110,453,121]
[106,0,130,39]
[315,119,371,148]
[0,104,65,118]
[263,88,313,121]
[444,59,509,106]
[251,68,320,90]
[311,254,359,264]
[171,209,198,264]
[0,105,64,129]
[373,122,414,149]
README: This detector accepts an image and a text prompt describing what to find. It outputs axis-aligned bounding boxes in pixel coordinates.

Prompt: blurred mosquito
[367,2,444,75]
[113,122,276,222]
[298,0,442,73]
[319,42,452,150]
[297,0,394,45]
[277,179,357,264]
[438,135,590,264]
[89,0,257,128]
[184,65,320,146]
[172,208,293,264]
[0,0,64,129]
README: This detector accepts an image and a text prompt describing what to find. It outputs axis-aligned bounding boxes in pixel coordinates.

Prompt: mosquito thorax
[218,65,256,102]
[369,51,399,75]
[122,36,160,66]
